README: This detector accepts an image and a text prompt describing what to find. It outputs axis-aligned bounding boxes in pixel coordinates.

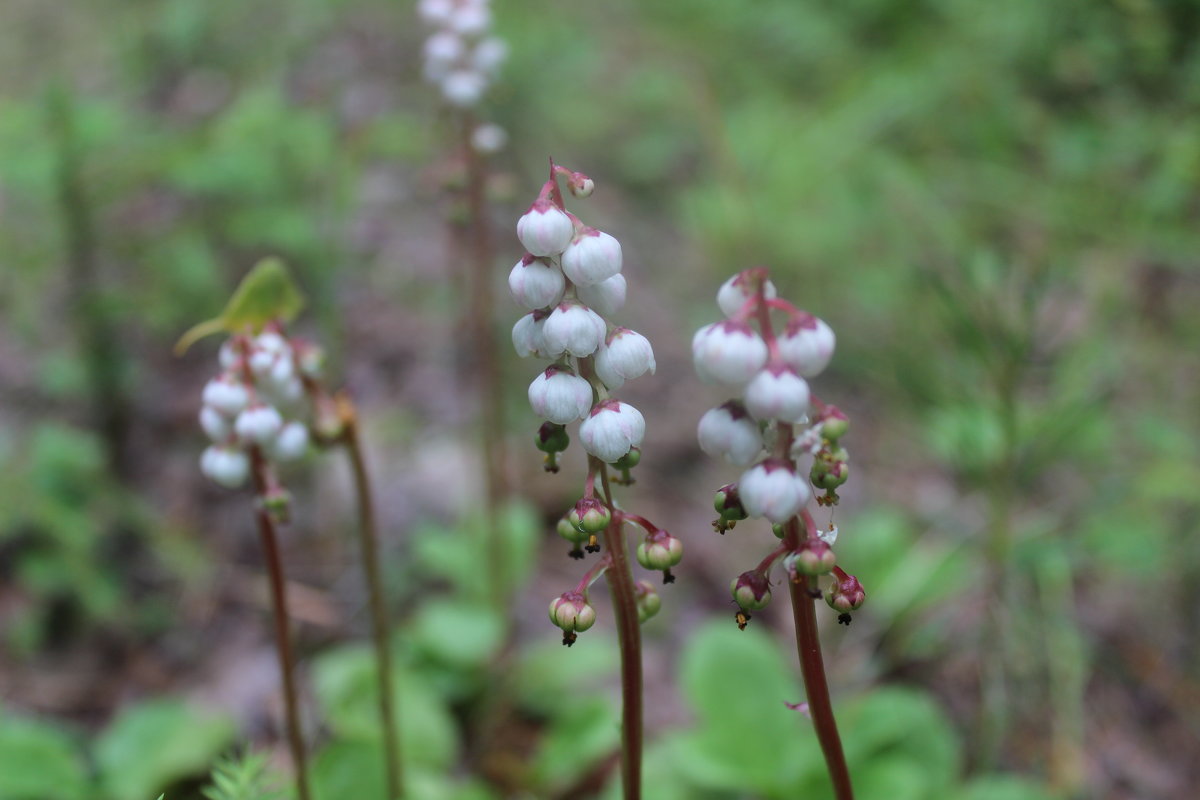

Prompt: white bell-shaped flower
[595,328,655,390]
[528,366,593,424]
[561,229,622,287]
[200,444,250,489]
[778,314,835,377]
[508,256,566,309]
[472,37,508,75]
[542,301,607,357]
[234,403,284,446]
[269,421,310,462]
[697,401,763,466]
[441,70,487,106]
[580,399,645,463]
[517,201,575,257]
[738,458,811,523]
[576,273,626,316]
[512,311,559,359]
[716,272,777,318]
[202,375,250,417]
[199,405,233,442]
[744,364,810,423]
[692,321,768,385]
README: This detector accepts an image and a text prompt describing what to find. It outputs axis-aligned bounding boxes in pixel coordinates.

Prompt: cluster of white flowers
[512,167,654,467]
[198,329,322,489]
[694,269,862,624]
[418,0,507,126]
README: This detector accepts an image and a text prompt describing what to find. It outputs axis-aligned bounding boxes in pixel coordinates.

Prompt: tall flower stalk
[510,164,672,799]
[693,268,862,800]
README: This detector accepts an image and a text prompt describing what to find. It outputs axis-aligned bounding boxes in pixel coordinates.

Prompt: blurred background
[1,1,1198,798]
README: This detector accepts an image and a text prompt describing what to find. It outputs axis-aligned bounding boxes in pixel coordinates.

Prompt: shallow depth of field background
[1,1,1198,799]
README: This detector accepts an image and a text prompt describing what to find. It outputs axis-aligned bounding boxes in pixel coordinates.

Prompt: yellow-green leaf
[174,257,305,354]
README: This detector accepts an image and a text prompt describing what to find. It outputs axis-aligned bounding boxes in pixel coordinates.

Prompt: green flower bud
[536,422,570,454]
[825,574,866,613]
[568,497,611,534]
[634,580,661,623]
[820,407,849,441]
[785,541,837,578]
[549,592,596,633]
[730,570,771,611]
[636,531,683,571]
[614,446,641,469]
[557,516,587,543]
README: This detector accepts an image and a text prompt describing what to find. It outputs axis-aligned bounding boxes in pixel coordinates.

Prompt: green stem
[344,414,404,799]
[599,463,642,799]
[249,449,312,800]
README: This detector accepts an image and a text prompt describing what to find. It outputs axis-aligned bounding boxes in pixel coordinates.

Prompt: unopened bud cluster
[198,326,328,513]
[513,163,678,644]
[693,269,864,627]
[418,0,508,151]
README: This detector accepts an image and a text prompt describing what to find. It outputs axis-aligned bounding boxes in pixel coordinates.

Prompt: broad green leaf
[175,257,304,354]
[94,699,235,800]
[956,775,1056,800]
[529,697,619,792]
[0,713,88,800]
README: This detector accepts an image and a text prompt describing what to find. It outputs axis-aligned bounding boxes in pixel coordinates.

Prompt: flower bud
[785,541,837,578]
[826,574,866,613]
[731,571,771,611]
[738,458,811,523]
[234,403,284,445]
[293,339,326,379]
[697,401,763,466]
[811,459,849,490]
[576,273,626,316]
[568,497,611,534]
[568,173,595,198]
[542,301,607,357]
[218,339,242,370]
[692,321,768,385]
[557,515,587,544]
[199,405,233,442]
[449,3,490,35]
[595,328,656,390]
[528,366,593,424]
[202,375,250,417]
[636,530,683,571]
[634,581,661,623]
[261,485,293,524]
[819,406,849,441]
[744,365,810,423]
[200,444,250,489]
[713,482,748,533]
[509,255,566,310]
[472,38,508,76]
[471,123,507,153]
[512,310,558,359]
[580,399,645,463]
[517,201,575,257]
[441,70,487,107]
[561,228,622,286]
[716,270,777,318]
[535,421,570,453]
[777,313,835,378]
[613,446,641,470]
[549,592,596,633]
[269,421,310,462]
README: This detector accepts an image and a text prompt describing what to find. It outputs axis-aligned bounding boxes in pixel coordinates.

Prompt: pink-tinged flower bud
[202,375,250,417]
[535,421,570,453]
[511,310,558,359]
[580,399,645,463]
[819,406,849,441]
[423,31,464,71]
[692,321,768,385]
[716,271,777,318]
[549,591,596,633]
[744,365,810,423]
[595,328,655,390]
[731,570,772,611]
[636,530,683,571]
[738,458,811,523]
[441,70,487,106]
[234,403,284,445]
[517,200,575,257]
[417,0,454,24]
[255,331,290,355]
[826,574,866,613]
[449,3,490,35]
[269,421,309,462]
[561,228,622,287]
[785,541,837,578]
[713,482,748,533]
[200,444,250,489]
[509,255,566,309]
[472,38,508,75]
[568,497,611,534]
[542,301,607,357]
[697,401,763,466]
[557,515,587,544]
[199,405,233,442]
[777,313,836,377]
[569,174,595,198]
[576,273,626,316]
[218,339,242,370]
[528,366,593,424]
[292,339,326,379]
[634,580,661,623]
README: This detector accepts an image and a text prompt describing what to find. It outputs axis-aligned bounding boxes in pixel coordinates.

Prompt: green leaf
[529,697,619,792]
[956,775,1056,800]
[0,713,88,800]
[408,600,504,675]
[94,699,235,800]
[175,257,305,354]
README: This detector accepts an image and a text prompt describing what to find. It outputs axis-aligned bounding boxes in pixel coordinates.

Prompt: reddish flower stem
[249,448,312,800]
[598,460,643,800]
